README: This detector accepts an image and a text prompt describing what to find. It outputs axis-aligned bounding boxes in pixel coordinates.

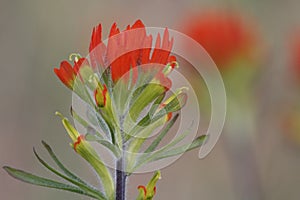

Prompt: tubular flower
[54,57,87,89]
[94,84,108,107]
[55,112,115,199]
[136,171,161,200]
[89,20,175,86]
[181,10,257,68]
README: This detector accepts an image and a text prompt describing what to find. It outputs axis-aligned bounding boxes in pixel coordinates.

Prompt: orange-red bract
[54,58,87,89]
[55,20,176,91]
[89,20,175,85]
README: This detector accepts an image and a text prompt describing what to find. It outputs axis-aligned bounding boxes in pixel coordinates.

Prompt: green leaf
[33,147,105,199]
[126,116,167,172]
[131,121,194,172]
[41,141,88,185]
[55,114,115,199]
[92,109,114,142]
[74,141,115,199]
[152,135,207,161]
[115,81,129,113]
[78,65,97,90]
[71,108,104,139]
[152,92,187,121]
[129,66,160,106]
[3,166,101,199]
[144,114,179,153]
[149,93,166,117]
[73,77,95,108]
[124,93,167,142]
[85,134,121,158]
[124,114,152,142]
[129,83,166,122]
[128,64,134,90]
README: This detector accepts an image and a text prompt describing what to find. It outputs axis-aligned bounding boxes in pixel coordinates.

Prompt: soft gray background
[1,0,300,199]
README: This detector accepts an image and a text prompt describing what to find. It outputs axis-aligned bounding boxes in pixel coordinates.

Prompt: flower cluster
[4,20,207,200]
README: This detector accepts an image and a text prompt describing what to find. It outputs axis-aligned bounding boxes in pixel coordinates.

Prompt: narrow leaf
[152,92,187,121]
[3,166,100,199]
[152,135,207,161]
[71,108,104,139]
[129,83,166,122]
[41,141,86,184]
[131,121,194,172]
[85,134,121,158]
[149,93,166,117]
[34,146,105,199]
[144,114,179,153]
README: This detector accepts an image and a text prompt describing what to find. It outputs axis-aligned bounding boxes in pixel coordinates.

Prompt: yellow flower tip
[179,86,189,92]
[153,170,161,181]
[55,111,64,119]
[68,53,81,62]
[158,173,162,180]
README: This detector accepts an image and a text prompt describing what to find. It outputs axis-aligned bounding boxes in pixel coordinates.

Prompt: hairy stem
[116,157,127,200]
[116,114,127,200]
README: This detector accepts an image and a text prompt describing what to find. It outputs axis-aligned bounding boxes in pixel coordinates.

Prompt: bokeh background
[1,0,300,199]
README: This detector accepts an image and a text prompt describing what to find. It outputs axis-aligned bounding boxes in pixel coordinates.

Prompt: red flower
[290,31,300,81]
[54,58,87,89]
[137,185,156,199]
[55,20,176,91]
[181,10,257,68]
[89,20,175,85]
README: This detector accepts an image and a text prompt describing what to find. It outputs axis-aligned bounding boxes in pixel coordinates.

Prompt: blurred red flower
[181,10,258,68]
[290,32,300,80]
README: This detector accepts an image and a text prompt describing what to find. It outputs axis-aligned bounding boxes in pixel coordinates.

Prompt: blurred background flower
[180,10,260,69]
[179,8,265,200]
[290,30,300,82]
[281,30,300,146]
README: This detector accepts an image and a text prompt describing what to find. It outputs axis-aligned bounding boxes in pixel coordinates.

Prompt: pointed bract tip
[55,111,64,119]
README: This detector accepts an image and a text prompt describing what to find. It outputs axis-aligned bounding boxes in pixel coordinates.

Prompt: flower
[137,171,161,200]
[94,84,108,107]
[89,20,175,85]
[55,20,176,92]
[54,57,87,89]
[55,112,115,199]
[181,10,257,68]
